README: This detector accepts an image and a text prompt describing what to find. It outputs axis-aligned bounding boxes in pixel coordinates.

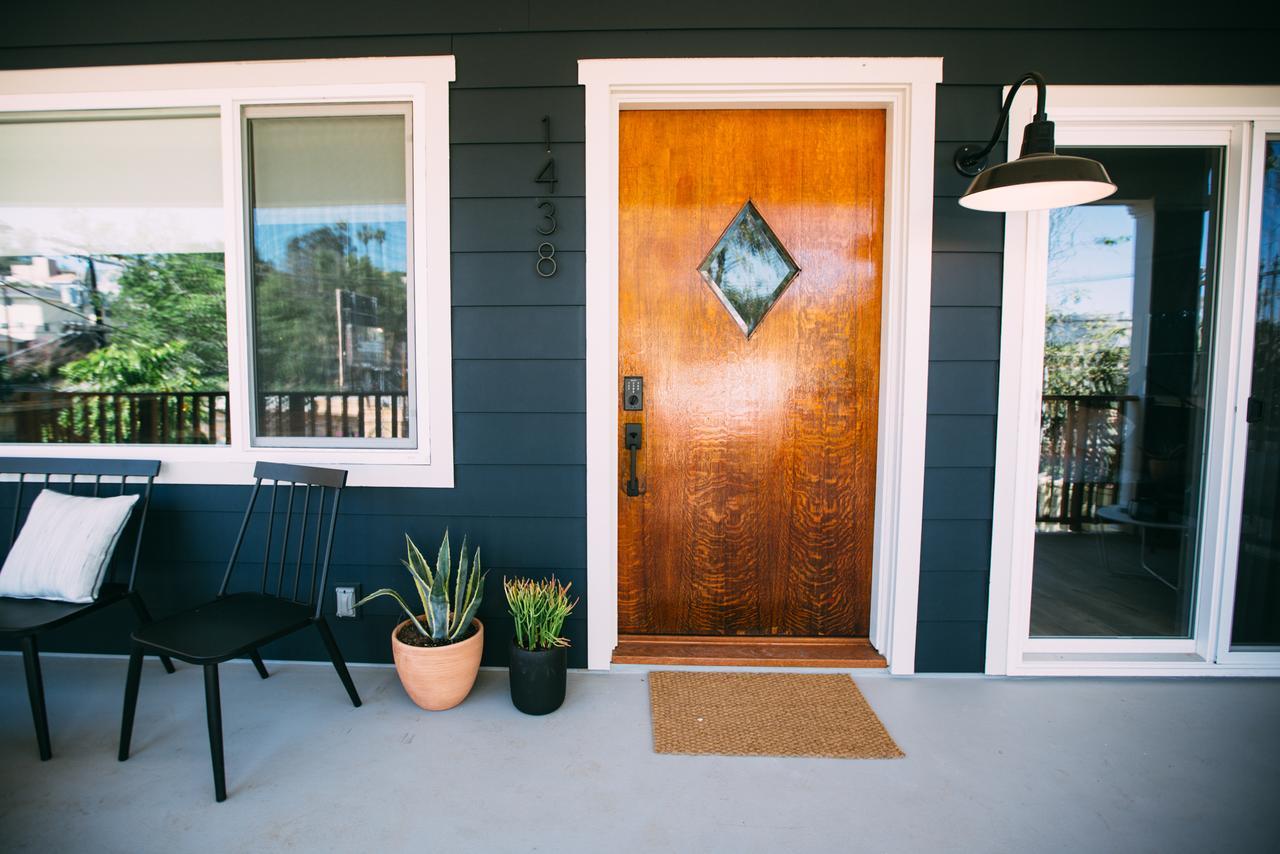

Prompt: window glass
[246,109,412,445]
[1231,135,1280,648]
[0,111,228,444]
[1030,146,1223,638]
[696,200,800,337]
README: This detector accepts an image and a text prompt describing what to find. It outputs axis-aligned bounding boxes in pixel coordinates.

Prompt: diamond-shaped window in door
[697,200,801,338]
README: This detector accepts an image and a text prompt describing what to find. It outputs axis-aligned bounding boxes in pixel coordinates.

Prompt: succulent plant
[355,530,484,643]
[504,576,577,651]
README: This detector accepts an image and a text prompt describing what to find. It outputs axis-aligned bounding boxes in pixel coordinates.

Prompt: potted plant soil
[354,531,486,711]
[504,576,577,715]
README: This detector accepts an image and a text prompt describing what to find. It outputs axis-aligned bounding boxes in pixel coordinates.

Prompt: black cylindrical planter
[508,640,567,715]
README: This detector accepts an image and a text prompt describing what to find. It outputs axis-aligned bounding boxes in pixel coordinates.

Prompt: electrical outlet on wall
[335,584,361,619]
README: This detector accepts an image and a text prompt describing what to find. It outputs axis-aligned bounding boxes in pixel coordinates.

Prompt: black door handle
[624,423,643,496]
[1246,396,1265,424]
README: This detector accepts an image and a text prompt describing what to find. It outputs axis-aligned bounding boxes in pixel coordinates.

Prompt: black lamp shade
[959,151,1116,212]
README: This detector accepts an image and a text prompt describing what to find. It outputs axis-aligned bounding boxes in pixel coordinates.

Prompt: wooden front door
[618,108,885,641]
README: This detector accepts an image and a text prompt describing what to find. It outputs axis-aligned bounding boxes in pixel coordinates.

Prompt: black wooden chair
[0,457,175,761]
[118,461,361,802]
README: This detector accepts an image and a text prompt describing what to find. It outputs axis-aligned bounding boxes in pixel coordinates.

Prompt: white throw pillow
[0,488,140,604]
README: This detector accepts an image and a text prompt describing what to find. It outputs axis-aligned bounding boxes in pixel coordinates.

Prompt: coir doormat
[648,671,903,759]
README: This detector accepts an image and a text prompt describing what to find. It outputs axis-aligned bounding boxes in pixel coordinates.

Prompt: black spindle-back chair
[0,457,174,761]
[118,461,361,802]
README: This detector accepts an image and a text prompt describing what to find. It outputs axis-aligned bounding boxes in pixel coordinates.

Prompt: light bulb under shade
[959,152,1117,212]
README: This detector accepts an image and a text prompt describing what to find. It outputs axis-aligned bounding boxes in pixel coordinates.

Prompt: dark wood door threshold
[613,634,886,668]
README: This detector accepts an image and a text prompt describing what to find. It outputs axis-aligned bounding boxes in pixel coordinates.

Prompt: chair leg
[127,592,176,674]
[203,664,227,803]
[249,650,269,680]
[20,635,51,761]
[118,643,145,761]
[314,617,361,708]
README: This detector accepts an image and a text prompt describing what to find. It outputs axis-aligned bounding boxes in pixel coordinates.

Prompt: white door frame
[986,85,1280,676]
[578,57,942,673]
[1215,117,1280,669]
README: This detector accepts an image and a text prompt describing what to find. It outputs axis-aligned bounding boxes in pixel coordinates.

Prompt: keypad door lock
[623,376,643,411]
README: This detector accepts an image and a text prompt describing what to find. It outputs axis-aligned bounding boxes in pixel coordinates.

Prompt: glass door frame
[986,85,1280,676]
[1213,118,1280,669]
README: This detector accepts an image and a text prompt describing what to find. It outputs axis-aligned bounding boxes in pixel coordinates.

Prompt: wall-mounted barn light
[954,71,1116,212]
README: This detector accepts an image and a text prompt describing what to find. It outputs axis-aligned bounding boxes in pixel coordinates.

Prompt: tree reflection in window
[246,111,412,442]
[697,201,800,337]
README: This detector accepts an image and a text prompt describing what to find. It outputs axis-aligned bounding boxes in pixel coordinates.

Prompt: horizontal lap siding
[449,72,586,654]
[2,1,1263,49]
[449,29,1278,88]
[4,3,1278,672]
[0,53,595,667]
[453,252,585,306]
[380,80,587,666]
[917,84,1002,671]
[452,199,585,252]
[5,27,1276,81]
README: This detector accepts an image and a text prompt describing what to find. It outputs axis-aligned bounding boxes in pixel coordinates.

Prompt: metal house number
[535,115,558,278]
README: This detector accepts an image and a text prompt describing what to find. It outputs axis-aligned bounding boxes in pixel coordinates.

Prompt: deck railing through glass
[0,390,408,444]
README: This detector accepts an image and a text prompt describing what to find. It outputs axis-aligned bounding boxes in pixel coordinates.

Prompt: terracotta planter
[390,617,484,711]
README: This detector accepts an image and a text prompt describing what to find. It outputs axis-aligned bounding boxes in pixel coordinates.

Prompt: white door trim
[578,57,942,673]
[1215,117,1280,668]
[986,85,1280,676]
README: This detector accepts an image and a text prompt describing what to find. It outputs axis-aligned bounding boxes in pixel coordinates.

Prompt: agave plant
[355,531,485,643]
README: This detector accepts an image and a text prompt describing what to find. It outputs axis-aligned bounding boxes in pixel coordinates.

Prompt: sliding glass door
[990,88,1280,674]
[1229,132,1280,650]
[1029,146,1223,640]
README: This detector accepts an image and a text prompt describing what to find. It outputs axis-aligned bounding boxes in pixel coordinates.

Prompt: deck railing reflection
[0,389,408,444]
[1038,393,1138,530]
[256,391,408,440]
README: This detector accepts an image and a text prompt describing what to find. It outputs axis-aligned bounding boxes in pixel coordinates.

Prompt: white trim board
[578,57,942,673]
[986,85,1280,677]
[0,57,456,488]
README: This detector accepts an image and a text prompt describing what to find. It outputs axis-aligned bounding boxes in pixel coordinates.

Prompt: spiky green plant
[504,576,577,651]
[354,531,485,643]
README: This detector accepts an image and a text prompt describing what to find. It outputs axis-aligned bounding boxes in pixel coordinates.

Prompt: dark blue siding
[918,85,1003,671]
[4,1,1278,672]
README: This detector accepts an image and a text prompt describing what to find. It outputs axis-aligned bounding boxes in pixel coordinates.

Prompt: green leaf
[451,535,470,636]
[435,529,450,597]
[353,588,428,636]
[403,534,433,621]
[407,568,431,626]
[449,571,486,641]
[406,533,434,588]
[464,548,482,611]
[428,533,451,642]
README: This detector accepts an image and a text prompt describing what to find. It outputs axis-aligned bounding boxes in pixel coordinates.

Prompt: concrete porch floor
[1,656,1277,853]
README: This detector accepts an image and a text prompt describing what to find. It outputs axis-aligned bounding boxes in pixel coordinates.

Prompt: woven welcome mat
[648,671,903,759]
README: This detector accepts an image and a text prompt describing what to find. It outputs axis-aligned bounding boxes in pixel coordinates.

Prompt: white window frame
[240,101,420,452]
[987,85,1280,676]
[0,57,456,488]
[579,57,941,673]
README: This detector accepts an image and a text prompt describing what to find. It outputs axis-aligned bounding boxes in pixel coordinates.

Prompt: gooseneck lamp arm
[954,71,1048,177]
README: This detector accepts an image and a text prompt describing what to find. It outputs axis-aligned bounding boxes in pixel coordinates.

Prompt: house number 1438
[535,115,557,278]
